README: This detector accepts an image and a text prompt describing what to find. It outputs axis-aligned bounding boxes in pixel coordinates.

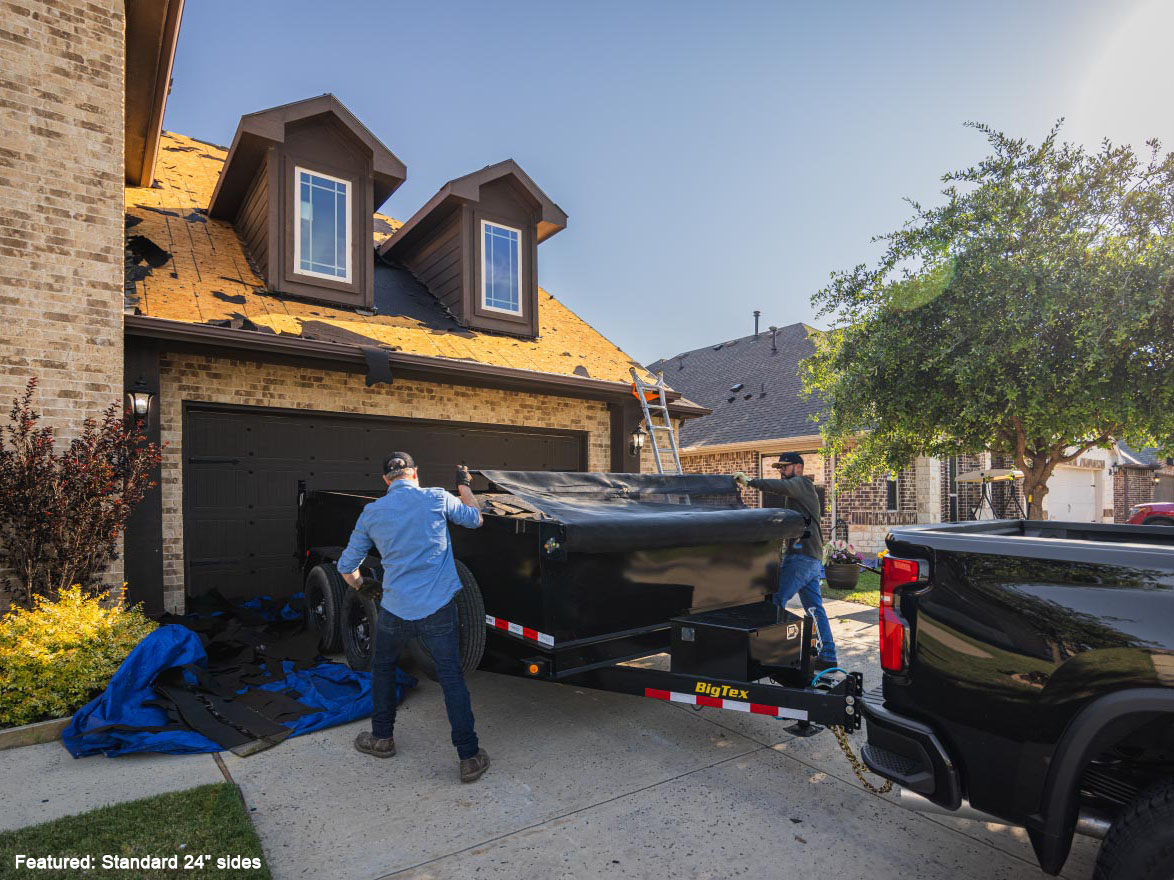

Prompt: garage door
[1047,466,1101,522]
[183,405,585,600]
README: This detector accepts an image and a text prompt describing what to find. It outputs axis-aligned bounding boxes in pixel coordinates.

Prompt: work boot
[354,731,396,758]
[459,749,490,783]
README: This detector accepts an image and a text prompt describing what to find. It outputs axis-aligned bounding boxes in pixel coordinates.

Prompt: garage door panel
[184,407,584,600]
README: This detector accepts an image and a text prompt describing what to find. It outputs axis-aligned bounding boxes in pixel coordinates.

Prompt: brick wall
[0,0,126,590]
[1114,468,1155,521]
[157,352,614,612]
[681,444,940,559]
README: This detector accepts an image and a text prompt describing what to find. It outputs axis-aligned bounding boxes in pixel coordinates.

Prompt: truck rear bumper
[861,687,962,809]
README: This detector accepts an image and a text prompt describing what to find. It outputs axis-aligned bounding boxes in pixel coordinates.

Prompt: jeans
[776,554,837,664]
[370,599,479,760]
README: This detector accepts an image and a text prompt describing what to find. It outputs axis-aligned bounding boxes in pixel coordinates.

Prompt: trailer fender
[1028,688,1174,875]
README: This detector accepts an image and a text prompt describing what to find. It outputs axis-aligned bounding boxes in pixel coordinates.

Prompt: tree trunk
[1024,476,1048,520]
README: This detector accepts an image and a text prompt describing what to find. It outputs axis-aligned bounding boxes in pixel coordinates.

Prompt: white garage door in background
[1048,466,1101,522]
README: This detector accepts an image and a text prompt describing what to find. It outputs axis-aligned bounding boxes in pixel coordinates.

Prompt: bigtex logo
[695,682,750,700]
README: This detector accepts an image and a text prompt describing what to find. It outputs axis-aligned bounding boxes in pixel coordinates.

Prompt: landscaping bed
[0,783,270,879]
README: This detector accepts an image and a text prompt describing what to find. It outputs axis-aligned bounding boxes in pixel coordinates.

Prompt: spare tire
[341,580,381,671]
[408,560,486,681]
[304,563,347,654]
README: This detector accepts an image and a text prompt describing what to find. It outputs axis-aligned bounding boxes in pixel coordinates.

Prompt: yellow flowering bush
[0,586,156,728]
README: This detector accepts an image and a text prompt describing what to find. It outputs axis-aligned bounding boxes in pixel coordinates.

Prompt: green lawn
[0,783,270,880]
[824,567,881,607]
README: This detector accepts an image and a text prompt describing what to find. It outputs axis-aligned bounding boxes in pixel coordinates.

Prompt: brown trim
[125,0,185,187]
[124,315,711,418]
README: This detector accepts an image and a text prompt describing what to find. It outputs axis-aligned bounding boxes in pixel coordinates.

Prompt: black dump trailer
[297,471,861,730]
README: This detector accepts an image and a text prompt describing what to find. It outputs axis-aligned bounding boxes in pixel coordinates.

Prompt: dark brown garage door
[183,405,585,600]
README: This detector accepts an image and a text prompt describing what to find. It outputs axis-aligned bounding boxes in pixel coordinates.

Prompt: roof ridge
[650,321,818,366]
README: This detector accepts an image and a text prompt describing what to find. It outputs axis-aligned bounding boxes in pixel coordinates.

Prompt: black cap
[383,452,416,475]
[773,452,804,467]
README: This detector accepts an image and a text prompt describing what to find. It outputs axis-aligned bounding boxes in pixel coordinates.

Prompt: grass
[823,567,881,607]
[0,783,270,880]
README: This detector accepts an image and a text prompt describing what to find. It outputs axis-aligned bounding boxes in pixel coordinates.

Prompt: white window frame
[480,219,523,316]
[293,166,352,284]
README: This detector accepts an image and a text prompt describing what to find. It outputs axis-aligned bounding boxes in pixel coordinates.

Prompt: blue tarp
[63,625,412,758]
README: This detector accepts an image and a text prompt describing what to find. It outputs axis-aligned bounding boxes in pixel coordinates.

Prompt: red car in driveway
[1128,501,1174,526]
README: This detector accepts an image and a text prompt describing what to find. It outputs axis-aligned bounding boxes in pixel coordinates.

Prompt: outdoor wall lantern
[629,423,647,457]
[126,379,154,426]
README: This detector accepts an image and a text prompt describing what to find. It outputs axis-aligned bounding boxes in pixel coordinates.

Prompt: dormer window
[295,167,351,282]
[207,95,406,309]
[481,220,522,314]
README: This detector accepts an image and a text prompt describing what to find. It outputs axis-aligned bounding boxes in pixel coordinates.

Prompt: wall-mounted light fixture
[126,377,154,426]
[629,423,647,457]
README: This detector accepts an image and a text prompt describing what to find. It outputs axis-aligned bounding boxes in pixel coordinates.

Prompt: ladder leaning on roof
[630,368,683,475]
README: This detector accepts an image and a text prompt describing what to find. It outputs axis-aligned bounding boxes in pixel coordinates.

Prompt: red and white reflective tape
[643,688,808,721]
[484,614,555,647]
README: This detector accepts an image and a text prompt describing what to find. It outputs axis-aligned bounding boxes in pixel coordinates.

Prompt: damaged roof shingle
[124,131,663,387]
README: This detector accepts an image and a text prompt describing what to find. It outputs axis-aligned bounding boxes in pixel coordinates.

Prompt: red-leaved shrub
[0,379,162,607]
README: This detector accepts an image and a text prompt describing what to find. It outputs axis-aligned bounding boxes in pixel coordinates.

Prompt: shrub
[0,378,162,606]
[0,586,156,728]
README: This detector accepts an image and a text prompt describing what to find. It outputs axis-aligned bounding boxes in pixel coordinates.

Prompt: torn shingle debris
[212,291,247,305]
[127,235,171,269]
[362,346,395,387]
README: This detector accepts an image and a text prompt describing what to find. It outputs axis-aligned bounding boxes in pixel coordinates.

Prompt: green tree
[805,123,1174,519]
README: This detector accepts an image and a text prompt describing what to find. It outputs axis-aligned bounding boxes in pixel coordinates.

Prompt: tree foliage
[0,379,162,606]
[805,123,1174,518]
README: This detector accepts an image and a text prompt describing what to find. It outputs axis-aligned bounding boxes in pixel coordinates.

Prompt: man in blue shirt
[337,452,489,783]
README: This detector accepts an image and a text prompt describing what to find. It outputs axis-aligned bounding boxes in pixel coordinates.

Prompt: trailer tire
[1094,778,1174,880]
[408,560,486,681]
[304,563,347,653]
[340,581,381,671]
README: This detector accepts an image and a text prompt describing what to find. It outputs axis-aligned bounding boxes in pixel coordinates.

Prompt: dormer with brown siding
[207,95,406,310]
[379,161,567,339]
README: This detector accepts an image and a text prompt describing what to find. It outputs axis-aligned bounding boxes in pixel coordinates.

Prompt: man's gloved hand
[455,465,473,488]
[733,472,750,488]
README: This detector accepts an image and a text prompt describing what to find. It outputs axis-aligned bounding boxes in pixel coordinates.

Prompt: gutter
[124,315,711,418]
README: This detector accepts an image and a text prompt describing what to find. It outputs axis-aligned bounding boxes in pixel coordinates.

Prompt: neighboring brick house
[649,323,938,558]
[2,4,705,614]
[1114,440,1174,520]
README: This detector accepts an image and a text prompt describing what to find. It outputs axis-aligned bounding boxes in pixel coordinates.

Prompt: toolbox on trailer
[298,470,863,731]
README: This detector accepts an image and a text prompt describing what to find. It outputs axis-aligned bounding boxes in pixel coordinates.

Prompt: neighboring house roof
[648,323,825,448]
[1116,440,1169,469]
[124,131,681,395]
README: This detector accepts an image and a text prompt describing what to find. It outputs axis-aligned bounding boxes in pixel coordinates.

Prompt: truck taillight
[879,556,921,672]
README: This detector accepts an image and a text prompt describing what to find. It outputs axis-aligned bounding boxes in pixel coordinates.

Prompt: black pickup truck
[862,519,1174,879]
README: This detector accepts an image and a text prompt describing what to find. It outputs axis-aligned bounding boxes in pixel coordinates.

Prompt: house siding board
[0,0,126,588]
[404,216,463,311]
[272,117,373,308]
[236,157,269,277]
[156,351,615,613]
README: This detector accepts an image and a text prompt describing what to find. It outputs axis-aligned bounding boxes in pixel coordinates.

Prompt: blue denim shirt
[336,481,482,621]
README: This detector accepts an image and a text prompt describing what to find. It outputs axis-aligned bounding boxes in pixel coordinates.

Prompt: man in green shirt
[735,452,838,669]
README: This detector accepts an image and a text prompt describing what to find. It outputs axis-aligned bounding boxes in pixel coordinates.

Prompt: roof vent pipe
[754,310,761,335]
[769,325,779,352]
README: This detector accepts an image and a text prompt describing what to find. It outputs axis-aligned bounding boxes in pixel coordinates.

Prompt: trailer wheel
[1094,778,1174,880]
[341,581,381,671]
[304,563,346,653]
[408,560,486,681]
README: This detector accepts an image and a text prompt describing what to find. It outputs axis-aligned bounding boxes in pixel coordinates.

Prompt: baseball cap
[772,452,804,468]
[383,452,416,475]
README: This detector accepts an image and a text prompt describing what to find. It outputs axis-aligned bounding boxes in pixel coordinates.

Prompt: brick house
[649,322,1139,557]
[1113,440,1174,520]
[1,1,705,614]
[649,323,937,558]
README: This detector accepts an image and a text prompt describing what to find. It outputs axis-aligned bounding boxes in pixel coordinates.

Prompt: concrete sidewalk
[0,601,1102,879]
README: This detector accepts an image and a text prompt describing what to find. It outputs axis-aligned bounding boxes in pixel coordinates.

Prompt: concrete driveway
[220,600,1102,880]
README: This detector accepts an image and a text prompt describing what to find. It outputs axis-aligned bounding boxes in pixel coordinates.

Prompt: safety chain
[830,725,894,795]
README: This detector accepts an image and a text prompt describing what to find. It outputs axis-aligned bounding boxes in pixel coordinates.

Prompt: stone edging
[0,716,72,751]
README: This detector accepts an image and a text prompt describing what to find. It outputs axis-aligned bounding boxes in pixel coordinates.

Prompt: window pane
[297,171,348,278]
[483,223,519,311]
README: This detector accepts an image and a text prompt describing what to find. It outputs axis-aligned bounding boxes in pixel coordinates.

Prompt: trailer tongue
[298,471,862,731]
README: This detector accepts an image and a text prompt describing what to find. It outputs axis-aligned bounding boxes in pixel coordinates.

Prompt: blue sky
[164,0,1173,364]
